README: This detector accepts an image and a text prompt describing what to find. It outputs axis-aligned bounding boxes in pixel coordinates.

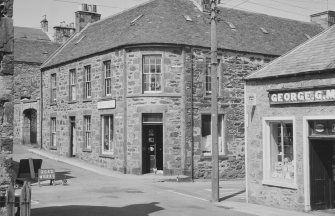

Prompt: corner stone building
[40,0,322,177]
[13,27,60,147]
[0,0,14,184]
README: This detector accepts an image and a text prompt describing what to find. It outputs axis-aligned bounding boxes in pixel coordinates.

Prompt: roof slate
[14,38,61,63]
[246,25,335,80]
[14,27,60,63]
[14,26,50,41]
[42,0,323,69]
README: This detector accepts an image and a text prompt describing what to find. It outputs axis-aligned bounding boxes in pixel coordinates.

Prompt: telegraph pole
[210,0,219,202]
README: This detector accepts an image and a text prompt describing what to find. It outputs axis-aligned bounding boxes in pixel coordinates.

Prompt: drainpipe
[123,49,127,174]
[190,49,194,181]
[40,68,43,149]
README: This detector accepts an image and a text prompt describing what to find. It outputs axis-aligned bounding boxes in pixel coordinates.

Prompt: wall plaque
[97,99,116,109]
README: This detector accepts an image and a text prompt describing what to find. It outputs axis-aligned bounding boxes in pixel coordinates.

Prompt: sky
[13,0,335,30]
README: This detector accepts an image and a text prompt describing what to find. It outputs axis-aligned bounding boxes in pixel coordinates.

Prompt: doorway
[69,117,76,157]
[142,113,163,174]
[22,109,37,145]
[310,139,335,210]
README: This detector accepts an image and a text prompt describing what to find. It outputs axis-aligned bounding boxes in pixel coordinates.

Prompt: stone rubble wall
[188,48,274,179]
[0,0,14,186]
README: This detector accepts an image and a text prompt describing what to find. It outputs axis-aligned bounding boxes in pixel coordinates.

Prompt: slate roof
[14,26,50,41]
[42,0,322,69]
[246,25,335,80]
[14,38,60,63]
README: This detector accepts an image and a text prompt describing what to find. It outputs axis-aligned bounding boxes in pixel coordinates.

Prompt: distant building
[13,26,60,147]
[245,24,335,211]
[40,0,323,178]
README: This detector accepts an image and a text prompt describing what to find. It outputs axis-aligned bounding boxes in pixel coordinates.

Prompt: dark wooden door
[310,140,334,210]
[142,125,163,174]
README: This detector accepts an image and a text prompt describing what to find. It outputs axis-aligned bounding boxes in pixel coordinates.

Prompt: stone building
[13,27,60,147]
[40,0,322,178]
[245,25,335,211]
[0,0,14,184]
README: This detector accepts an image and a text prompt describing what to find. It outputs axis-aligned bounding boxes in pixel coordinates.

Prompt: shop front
[246,80,335,212]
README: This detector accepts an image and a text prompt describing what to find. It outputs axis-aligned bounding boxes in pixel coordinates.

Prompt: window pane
[144,65,149,74]
[270,121,294,182]
[218,115,223,154]
[202,115,211,154]
[104,116,109,151]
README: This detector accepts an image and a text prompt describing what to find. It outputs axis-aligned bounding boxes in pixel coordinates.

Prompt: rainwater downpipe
[40,69,43,149]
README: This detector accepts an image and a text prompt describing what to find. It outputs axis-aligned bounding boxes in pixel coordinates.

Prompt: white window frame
[84,65,91,99]
[84,116,91,149]
[262,116,297,189]
[51,74,57,103]
[104,61,111,97]
[205,58,211,95]
[69,69,76,101]
[143,55,162,93]
[51,117,56,147]
[101,115,114,155]
[201,114,225,156]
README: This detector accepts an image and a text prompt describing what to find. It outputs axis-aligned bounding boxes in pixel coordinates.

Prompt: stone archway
[22,108,37,144]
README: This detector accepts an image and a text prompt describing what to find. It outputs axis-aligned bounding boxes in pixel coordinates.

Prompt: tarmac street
[12,144,334,216]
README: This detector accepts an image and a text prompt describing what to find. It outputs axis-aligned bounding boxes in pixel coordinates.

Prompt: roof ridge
[218,6,319,26]
[246,24,335,80]
[82,0,156,30]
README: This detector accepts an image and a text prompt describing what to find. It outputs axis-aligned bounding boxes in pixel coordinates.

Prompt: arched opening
[22,109,37,145]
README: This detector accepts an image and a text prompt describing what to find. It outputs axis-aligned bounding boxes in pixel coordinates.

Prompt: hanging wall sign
[268,86,335,105]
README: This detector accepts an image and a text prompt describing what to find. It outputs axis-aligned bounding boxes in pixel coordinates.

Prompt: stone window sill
[99,96,114,102]
[49,146,57,150]
[68,100,78,104]
[127,93,181,98]
[82,148,92,152]
[262,179,298,190]
[99,153,115,159]
[50,103,57,106]
[83,99,93,103]
[200,155,229,161]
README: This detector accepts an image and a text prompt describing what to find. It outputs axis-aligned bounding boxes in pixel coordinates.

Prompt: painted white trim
[262,116,297,189]
[302,115,335,211]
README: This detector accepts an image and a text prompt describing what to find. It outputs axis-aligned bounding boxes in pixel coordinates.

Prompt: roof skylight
[183,15,193,22]
[130,14,144,26]
[75,35,86,45]
[304,33,311,39]
[226,21,236,30]
[260,27,269,34]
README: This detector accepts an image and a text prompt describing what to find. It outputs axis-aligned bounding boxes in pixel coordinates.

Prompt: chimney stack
[41,15,48,33]
[75,3,101,32]
[53,21,76,44]
[310,11,335,29]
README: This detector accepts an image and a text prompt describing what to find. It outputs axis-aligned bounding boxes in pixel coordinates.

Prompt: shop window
[69,69,76,101]
[143,55,162,93]
[101,115,114,155]
[103,61,111,96]
[84,116,91,149]
[263,117,296,188]
[84,65,91,99]
[51,117,56,147]
[201,114,225,156]
[51,74,57,104]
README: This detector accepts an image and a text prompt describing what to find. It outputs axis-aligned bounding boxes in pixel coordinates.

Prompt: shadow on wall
[32,202,164,216]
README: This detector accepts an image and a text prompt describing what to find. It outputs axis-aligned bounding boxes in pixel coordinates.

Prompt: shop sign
[269,87,335,104]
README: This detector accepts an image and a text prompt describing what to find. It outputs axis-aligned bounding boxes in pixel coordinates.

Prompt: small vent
[183,15,193,22]
[75,35,86,45]
[304,33,311,39]
[130,14,144,26]
[260,27,269,34]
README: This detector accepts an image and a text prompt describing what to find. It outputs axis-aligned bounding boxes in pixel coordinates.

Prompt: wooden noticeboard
[38,169,55,186]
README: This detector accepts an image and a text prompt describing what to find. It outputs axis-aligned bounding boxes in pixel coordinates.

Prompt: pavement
[13,144,334,216]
